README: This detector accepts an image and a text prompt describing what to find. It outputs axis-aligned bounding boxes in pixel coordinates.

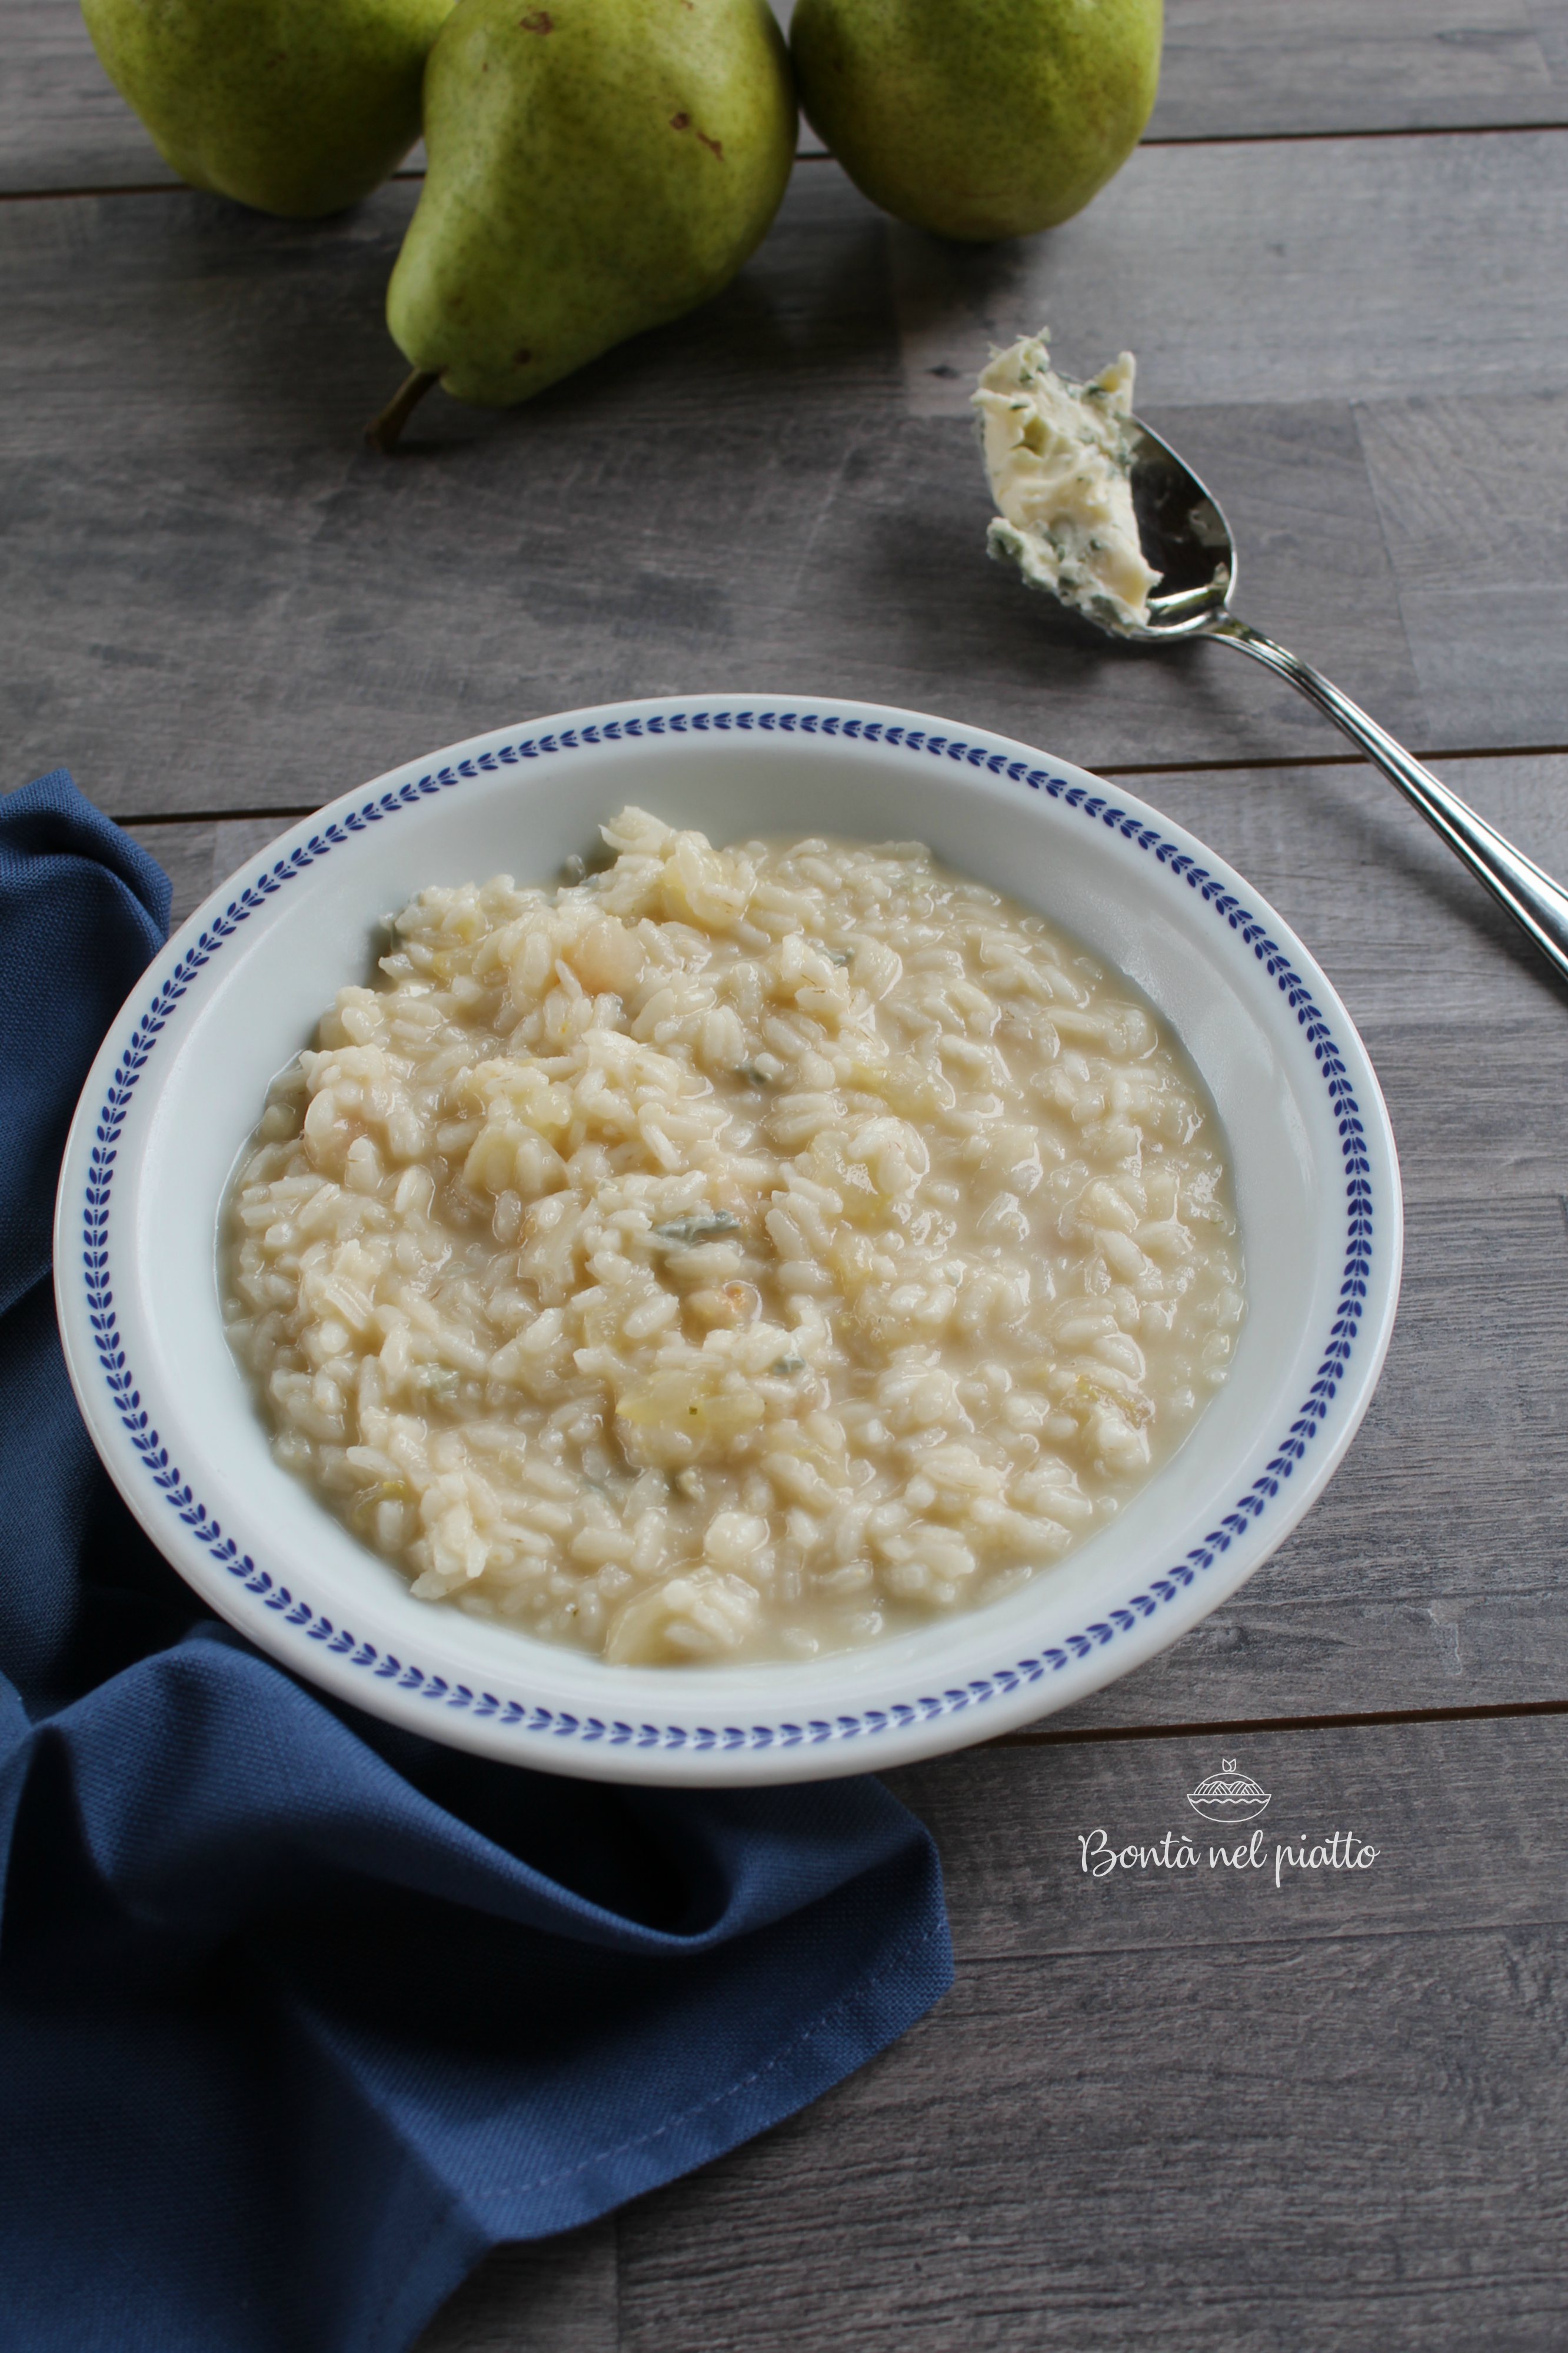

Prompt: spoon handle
[1213,614,1568,991]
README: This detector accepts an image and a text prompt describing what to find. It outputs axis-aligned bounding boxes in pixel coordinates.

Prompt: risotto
[222,808,1244,1665]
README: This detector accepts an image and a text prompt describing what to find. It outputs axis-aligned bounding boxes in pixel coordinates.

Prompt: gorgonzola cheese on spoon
[974,332,1161,630]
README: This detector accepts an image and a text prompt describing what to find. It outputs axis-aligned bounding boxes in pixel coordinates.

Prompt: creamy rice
[222,808,1244,1665]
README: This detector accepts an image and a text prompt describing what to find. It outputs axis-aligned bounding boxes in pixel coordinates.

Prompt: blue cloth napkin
[0,771,951,2353]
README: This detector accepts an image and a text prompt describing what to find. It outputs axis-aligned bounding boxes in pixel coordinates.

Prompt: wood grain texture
[12,140,1568,812]
[2,0,171,196]
[894,131,1568,414]
[624,1941,1568,2351]
[1135,754,1568,1038]
[1354,391,1568,750]
[608,1719,1568,2353]
[1150,0,1567,139]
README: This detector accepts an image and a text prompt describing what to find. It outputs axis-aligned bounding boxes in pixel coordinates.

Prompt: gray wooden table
[9,3,1568,2344]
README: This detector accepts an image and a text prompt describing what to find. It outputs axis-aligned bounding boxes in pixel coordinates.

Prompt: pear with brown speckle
[370,0,795,442]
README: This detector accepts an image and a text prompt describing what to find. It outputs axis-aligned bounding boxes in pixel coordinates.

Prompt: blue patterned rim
[81,707,1376,1757]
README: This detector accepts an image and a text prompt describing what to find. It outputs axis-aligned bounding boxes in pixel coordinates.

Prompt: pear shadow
[475,187,900,440]
[143,155,891,457]
[358,432,477,462]
[399,151,901,447]
[88,181,428,450]
[850,472,1202,709]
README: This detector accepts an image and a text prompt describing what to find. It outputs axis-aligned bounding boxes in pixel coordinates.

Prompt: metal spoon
[1087,418,1568,990]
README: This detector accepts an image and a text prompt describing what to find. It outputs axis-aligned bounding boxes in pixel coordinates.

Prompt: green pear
[79,0,455,217]
[369,0,795,443]
[790,0,1161,241]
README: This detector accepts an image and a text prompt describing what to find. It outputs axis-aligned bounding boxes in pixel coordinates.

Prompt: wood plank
[1150,0,1566,139]
[893,131,1568,414]
[2,0,171,195]
[413,2221,616,2353]
[1353,391,1568,752]
[1133,753,1568,1040]
[1532,0,1568,81]
[613,1718,1568,2352]
[12,140,1568,808]
[424,1718,1568,2351]
[628,1941,1568,2348]
[9,0,1568,199]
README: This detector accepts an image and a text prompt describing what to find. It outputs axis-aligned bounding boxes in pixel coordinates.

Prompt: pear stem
[365,368,440,454]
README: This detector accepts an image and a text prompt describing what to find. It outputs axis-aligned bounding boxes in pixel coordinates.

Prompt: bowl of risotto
[55,695,1401,1783]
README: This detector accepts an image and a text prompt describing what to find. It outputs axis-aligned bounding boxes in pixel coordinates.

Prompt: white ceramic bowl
[55,695,1401,1784]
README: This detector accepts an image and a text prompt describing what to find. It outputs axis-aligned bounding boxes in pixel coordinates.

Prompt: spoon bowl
[1126,423,1234,640]
[1048,405,1568,989]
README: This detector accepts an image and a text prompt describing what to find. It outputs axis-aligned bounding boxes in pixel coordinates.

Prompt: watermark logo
[1076,1754,1380,1888]
[1185,1756,1270,1823]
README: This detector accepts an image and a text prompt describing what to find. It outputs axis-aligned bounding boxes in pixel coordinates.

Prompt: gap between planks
[6,117,1568,207]
[989,1695,1568,1751]
[958,1913,1568,1963]
[109,740,1568,834]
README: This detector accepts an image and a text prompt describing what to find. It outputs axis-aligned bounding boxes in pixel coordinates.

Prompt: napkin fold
[0,772,951,2353]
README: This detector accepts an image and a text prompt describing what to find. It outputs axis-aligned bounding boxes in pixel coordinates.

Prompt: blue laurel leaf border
[79,706,1376,1756]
